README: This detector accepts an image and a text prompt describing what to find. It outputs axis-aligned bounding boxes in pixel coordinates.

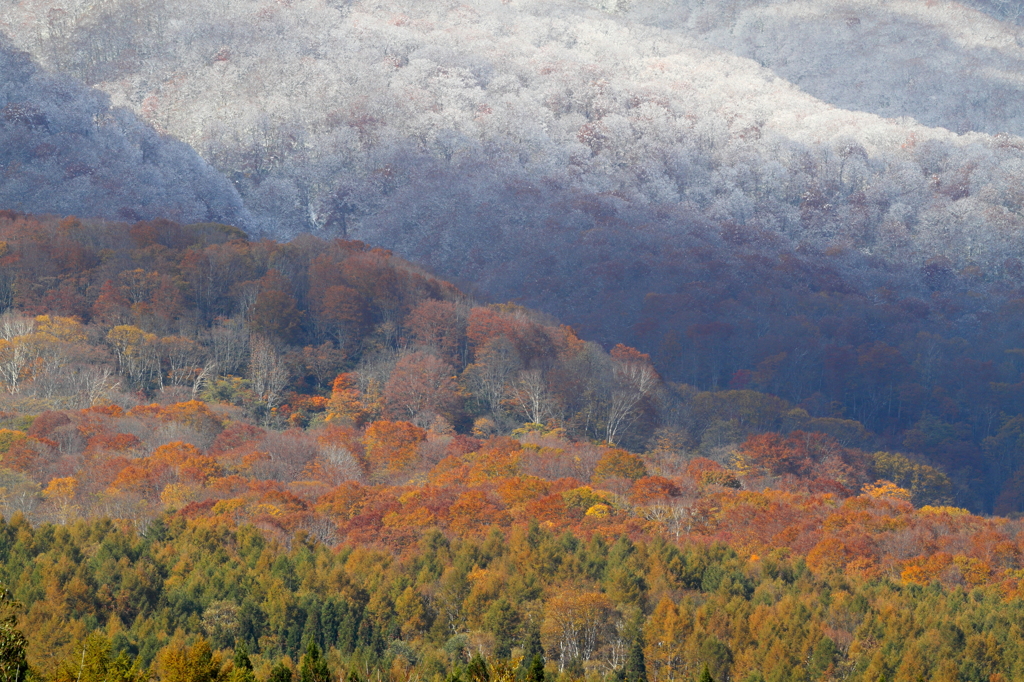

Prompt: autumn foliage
[2,215,1024,681]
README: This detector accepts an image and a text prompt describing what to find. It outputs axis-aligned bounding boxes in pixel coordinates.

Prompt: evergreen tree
[0,586,27,682]
[300,642,331,682]
[526,656,544,682]
[268,662,293,682]
[234,643,254,672]
[484,598,519,659]
[519,628,544,679]
[466,653,489,682]
[698,664,715,682]
[230,643,256,682]
[621,640,647,682]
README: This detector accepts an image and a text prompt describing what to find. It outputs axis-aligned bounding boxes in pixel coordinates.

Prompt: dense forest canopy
[0,38,250,227]
[1,213,1022,512]
[3,0,1024,434]
[0,217,1021,682]
[1,0,1024,677]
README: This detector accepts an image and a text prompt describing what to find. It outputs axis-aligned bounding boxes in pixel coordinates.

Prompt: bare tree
[508,368,556,425]
[248,335,289,409]
[605,349,659,445]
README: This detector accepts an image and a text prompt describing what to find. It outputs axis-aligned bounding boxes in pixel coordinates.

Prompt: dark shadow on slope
[0,34,252,228]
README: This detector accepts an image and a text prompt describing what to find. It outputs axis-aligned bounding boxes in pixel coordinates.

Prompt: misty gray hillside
[3,0,1024,341]
[629,0,1024,137]
[0,37,251,226]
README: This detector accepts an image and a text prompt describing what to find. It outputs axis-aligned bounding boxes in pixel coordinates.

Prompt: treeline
[0,211,1013,511]
[3,512,1024,682]
[0,210,664,447]
[1,211,1021,511]
[2,215,1024,681]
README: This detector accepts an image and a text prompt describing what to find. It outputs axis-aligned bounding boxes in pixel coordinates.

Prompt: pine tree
[698,664,715,682]
[526,656,545,682]
[622,640,647,682]
[0,586,28,682]
[300,642,331,682]
[268,662,293,682]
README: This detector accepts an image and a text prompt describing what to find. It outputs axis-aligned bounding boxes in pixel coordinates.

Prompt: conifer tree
[0,585,27,682]
[229,643,255,682]
[466,653,489,682]
[526,656,544,682]
[268,662,293,682]
[300,642,331,682]
[622,640,647,682]
[519,627,544,680]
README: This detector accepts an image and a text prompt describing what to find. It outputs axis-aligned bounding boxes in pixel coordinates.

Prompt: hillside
[0,213,1015,510]
[3,1,1024,419]
[0,38,250,227]
[3,4,1024,681]
[0,218,1022,682]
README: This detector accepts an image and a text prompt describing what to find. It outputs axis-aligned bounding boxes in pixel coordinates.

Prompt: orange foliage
[327,372,365,424]
[159,401,224,435]
[151,441,202,466]
[86,433,142,452]
[629,476,681,504]
[464,438,522,484]
[495,475,549,507]
[449,490,506,534]
[179,455,224,483]
[735,432,812,477]
[592,448,647,484]
[428,455,471,487]
[363,420,427,480]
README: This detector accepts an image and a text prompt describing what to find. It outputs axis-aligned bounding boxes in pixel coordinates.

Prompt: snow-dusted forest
[0,37,250,225]
[3,0,1024,342]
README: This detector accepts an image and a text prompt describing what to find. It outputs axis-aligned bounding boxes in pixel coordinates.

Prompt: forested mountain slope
[1,0,1020,256]
[3,0,1024,378]
[2,218,1024,682]
[3,2,1024,510]
[630,0,1024,137]
[0,38,250,226]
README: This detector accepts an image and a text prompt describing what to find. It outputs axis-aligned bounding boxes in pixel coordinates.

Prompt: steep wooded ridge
[1,217,1024,682]
[0,38,251,226]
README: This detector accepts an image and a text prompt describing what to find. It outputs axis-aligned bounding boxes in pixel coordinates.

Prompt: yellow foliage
[472,417,497,438]
[35,315,86,343]
[160,483,198,509]
[918,505,970,516]
[954,555,992,588]
[43,476,77,500]
[252,504,283,517]
[862,479,912,502]
[585,503,611,518]
[0,429,27,453]
[562,486,610,510]
[211,498,246,515]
